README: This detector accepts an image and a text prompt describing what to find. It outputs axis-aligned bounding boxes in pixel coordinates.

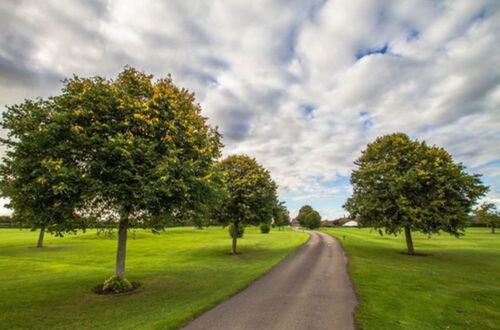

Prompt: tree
[344,133,488,255]
[74,67,221,285]
[4,67,222,289]
[274,202,290,230]
[474,202,500,234]
[303,210,321,229]
[296,205,313,227]
[294,205,321,229]
[215,155,278,254]
[1,99,88,247]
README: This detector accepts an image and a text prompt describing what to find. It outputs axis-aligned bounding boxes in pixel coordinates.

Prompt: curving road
[183,231,358,330]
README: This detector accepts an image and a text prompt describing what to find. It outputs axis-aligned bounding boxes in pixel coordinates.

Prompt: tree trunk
[404,226,415,254]
[231,222,238,254]
[115,215,129,279]
[37,227,45,248]
[492,225,496,234]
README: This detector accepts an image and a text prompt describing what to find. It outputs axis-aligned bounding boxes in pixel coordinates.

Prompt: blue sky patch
[301,104,315,117]
[356,43,389,60]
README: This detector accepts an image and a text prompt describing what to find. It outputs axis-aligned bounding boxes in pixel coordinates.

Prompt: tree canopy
[1,100,88,247]
[215,154,278,254]
[303,210,321,229]
[274,202,290,230]
[296,205,313,227]
[344,133,488,254]
[295,205,321,229]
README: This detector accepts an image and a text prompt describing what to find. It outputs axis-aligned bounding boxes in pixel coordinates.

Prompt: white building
[342,220,358,227]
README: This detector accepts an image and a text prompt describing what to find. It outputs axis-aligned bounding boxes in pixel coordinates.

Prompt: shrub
[260,223,271,233]
[228,223,244,238]
[102,275,132,293]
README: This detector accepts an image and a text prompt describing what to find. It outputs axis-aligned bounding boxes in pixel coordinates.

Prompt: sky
[1,0,499,218]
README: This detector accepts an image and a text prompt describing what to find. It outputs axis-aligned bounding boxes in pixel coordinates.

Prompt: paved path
[183,231,358,330]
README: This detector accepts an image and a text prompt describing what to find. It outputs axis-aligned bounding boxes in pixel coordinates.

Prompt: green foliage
[273,202,290,230]
[102,275,133,293]
[344,133,488,251]
[57,67,222,229]
[185,165,226,230]
[296,205,313,226]
[1,97,88,239]
[303,210,321,229]
[474,202,500,233]
[2,66,222,231]
[215,155,278,252]
[228,223,244,238]
[296,205,321,229]
[260,223,271,233]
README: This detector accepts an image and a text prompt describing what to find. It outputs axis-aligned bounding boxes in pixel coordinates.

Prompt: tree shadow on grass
[399,251,430,257]
[27,245,68,251]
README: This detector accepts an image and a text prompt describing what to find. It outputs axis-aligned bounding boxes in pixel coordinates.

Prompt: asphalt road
[183,230,358,330]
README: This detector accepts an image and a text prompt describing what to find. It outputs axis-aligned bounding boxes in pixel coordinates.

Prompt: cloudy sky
[1,0,499,218]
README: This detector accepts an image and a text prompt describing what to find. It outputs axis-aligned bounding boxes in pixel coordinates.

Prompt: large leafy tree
[65,67,222,283]
[215,155,278,254]
[344,133,488,254]
[1,99,88,247]
[3,67,222,287]
[474,202,500,234]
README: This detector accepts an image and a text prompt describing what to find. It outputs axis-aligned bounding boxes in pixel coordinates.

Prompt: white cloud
[1,0,499,218]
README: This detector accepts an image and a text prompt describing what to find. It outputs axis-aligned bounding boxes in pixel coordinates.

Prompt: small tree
[274,202,290,230]
[345,133,488,254]
[215,155,278,254]
[474,202,500,234]
[1,99,87,247]
[296,205,313,227]
[303,210,321,229]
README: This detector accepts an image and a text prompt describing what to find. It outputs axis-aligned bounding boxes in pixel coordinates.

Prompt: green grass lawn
[0,227,307,329]
[320,227,500,330]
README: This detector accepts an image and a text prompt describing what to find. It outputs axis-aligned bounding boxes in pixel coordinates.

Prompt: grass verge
[0,226,308,329]
[319,227,499,330]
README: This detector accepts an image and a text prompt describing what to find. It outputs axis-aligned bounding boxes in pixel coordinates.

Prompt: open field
[320,227,500,330]
[0,227,308,329]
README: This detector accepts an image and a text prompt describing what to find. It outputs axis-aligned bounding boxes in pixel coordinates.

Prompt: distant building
[320,220,336,227]
[330,217,351,226]
[342,220,358,227]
